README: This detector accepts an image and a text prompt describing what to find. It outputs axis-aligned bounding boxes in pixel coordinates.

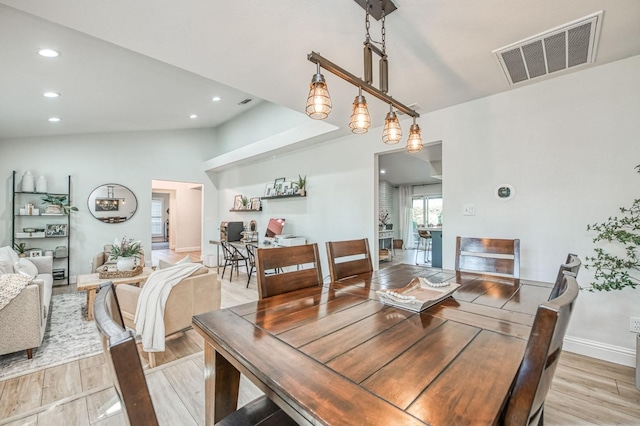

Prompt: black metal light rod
[307,51,419,118]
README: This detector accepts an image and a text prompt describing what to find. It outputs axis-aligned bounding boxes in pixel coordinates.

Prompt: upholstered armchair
[115,266,221,367]
[91,244,145,273]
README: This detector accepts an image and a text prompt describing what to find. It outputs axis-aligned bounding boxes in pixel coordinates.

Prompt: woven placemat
[99,265,143,279]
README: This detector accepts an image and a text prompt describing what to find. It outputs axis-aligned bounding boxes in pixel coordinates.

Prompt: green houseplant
[40,194,78,215]
[297,175,307,196]
[585,165,640,291]
[110,237,143,271]
[13,242,27,258]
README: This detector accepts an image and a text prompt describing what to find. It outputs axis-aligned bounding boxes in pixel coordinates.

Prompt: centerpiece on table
[110,237,143,271]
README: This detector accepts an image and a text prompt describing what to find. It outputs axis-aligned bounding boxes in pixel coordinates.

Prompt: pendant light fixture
[349,88,371,134]
[406,117,423,153]
[305,63,332,119]
[382,104,401,144]
[305,0,423,152]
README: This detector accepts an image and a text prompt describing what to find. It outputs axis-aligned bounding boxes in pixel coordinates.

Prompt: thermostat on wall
[495,184,514,200]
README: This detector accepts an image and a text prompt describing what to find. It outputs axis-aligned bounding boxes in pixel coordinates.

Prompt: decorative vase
[45,205,63,214]
[21,171,35,192]
[36,175,47,193]
[298,189,306,196]
[117,256,136,271]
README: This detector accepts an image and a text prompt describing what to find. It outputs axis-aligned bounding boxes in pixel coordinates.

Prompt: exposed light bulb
[305,64,332,119]
[349,88,370,134]
[382,106,402,144]
[406,118,423,153]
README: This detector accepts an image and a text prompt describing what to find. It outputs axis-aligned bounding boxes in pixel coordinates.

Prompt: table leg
[204,342,240,425]
[86,289,96,320]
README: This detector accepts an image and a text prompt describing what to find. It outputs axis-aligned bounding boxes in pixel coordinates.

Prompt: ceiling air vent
[238,98,253,105]
[396,103,422,116]
[493,11,603,85]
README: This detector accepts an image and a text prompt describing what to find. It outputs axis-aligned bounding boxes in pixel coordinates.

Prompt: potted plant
[297,175,307,196]
[13,242,27,258]
[41,194,78,215]
[241,195,249,209]
[110,237,143,271]
[379,210,390,230]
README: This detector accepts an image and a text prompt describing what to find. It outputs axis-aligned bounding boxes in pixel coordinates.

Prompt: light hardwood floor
[2,248,638,425]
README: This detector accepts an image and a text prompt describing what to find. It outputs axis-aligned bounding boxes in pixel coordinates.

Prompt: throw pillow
[14,258,39,279]
[0,246,19,275]
[158,255,193,270]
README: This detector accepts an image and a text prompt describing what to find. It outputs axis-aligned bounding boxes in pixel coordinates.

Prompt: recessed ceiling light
[43,92,61,98]
[38,49,60,58]
[189,114,198,119]
[48,117,61,122]
[212,96,221,102]
[380,169,386,174]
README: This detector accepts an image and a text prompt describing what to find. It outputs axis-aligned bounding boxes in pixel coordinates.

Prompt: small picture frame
[45,223,67,237]
[233,195,243,210]
[250,197,261,210]
[29,250,42,258]
[265,183,275,197]
[274,177,285,195]
[289,182,299,195]
[282,182,291,195]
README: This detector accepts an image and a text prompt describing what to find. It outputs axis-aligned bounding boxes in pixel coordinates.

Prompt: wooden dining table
[192,264,554,425]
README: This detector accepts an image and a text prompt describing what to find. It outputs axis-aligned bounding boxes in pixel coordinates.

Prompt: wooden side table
[77,267,153,320]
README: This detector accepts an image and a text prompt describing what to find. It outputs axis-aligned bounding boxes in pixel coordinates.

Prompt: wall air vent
[493,11,603,85]
[238,98,253,105]
[396,103,422,116]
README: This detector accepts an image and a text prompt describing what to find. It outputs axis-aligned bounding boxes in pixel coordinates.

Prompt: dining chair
[94,281,159,426]
[502,274,579,425]
[95,281,292,426]
[455,236,520,280]
[220,241,248,281]
[255,243,323,299]
[245,243,257,288]
[549,253,581,300]
[326,238,373,282]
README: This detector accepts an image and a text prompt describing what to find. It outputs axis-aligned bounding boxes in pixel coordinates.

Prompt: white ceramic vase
[36,176,47,193]
[21,171,35,192]
[117,256,136,271]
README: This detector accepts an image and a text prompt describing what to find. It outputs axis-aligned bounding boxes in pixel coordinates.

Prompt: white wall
[212,55,640,364]
[1,128,219,279]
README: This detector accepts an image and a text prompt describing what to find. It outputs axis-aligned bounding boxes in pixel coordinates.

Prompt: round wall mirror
[87,184,138,223]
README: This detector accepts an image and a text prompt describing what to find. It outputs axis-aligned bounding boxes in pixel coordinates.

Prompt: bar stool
[415,229,432,264]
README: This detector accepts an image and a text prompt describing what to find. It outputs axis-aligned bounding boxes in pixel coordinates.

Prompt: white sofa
[0,247,53,359]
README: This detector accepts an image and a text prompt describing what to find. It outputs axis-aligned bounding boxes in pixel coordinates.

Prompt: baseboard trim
[175,246,200,253]
[563,335,636,367]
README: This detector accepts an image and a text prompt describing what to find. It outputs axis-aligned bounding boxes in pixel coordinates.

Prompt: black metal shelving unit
[12,170,72,286]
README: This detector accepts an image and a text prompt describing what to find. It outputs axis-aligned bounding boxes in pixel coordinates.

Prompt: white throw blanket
[134,263,204,352]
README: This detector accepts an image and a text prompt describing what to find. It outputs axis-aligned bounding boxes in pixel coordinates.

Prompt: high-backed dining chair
[255,243,323,299]
[455,236,520,280]
[326,238,373,282]
[220,241,248,281]
[245,243,257,288]
[549,253,581,300]
[94,282,159,426]
[95,282,293,426]
[502,274,579,425]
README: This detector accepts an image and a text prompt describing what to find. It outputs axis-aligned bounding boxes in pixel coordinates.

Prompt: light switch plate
[463,204,475,216]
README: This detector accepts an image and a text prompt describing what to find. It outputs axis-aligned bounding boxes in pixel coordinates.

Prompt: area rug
[0,292,102,382]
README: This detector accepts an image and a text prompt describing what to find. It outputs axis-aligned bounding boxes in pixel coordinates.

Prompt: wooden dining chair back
[549,253,581,300]
[94,282,158,426]
[455,236,520,279]
[502,274,579,426]
[255,243,323,299]
[326,238,373,282]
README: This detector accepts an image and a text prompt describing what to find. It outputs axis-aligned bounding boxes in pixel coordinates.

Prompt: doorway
[151,180,203,255]
[377,142,442,256]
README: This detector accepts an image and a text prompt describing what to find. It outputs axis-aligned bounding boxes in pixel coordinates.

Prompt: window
[412,196,442,227]
[151,199,164,237]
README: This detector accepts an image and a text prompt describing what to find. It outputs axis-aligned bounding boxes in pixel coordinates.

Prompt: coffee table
[77,267,154,320]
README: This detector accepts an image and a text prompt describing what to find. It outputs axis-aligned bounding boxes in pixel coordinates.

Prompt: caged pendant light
[305,63,332,119]
[382,104,402,144]
[305,0,423,152]
[349,88,371,134]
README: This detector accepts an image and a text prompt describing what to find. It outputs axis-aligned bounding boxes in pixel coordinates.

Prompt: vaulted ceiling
[2,1,639,181]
